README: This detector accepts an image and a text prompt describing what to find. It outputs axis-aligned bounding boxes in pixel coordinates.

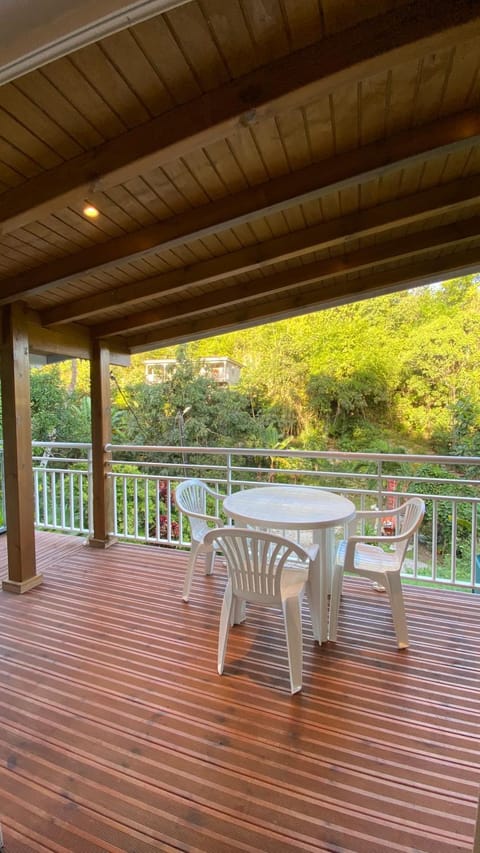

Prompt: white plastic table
[223,486,356,643]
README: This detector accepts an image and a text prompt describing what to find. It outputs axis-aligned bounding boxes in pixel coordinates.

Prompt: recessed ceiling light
[83,204,99,218]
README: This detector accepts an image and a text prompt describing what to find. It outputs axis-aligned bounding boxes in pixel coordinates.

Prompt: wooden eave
[1,0,480,358]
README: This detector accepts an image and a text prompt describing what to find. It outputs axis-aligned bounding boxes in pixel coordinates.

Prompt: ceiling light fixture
[83,203,100,218]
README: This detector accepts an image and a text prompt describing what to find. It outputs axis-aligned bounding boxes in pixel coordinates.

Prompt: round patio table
[223,486,356,643]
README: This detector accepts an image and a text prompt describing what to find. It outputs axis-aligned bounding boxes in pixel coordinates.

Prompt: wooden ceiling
[1,0,480,358]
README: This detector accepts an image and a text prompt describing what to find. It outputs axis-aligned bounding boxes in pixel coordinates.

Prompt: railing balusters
[471,502,478,591]
[69,473,75,533]
[144,478,150,543]
[122,476,128,538]
[154,480,160,543]
[18,440,480,590]
[60,472,66,530]
[34,469,40,525]
[133,477,139,540]
[87,446,93,534]
[51,471,57,529]
[451,500,458,586]
[431,500,439,582]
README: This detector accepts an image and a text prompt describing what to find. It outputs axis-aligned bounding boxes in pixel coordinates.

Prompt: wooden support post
[1,303,42,593]
[88,340,115,548]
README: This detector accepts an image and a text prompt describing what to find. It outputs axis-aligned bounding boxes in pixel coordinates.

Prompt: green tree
[30,366,89,442]
[307,367,390,442]
[397,314,475,441]
[19,276,480,458]
[116,350,265,450]
[449,396,480,459]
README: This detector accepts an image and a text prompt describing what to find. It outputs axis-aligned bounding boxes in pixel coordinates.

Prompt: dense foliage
[8,276,479,457]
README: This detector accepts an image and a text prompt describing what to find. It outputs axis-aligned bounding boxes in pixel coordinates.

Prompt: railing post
[226,453,233,495]
[89,341,115,548]
[87,445,93,535]
[376,459,383,510]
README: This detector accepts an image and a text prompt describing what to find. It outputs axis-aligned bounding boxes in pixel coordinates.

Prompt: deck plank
[0,532,479,852]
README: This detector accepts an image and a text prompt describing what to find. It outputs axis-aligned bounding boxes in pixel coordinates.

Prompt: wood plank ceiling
[1,0,480,357]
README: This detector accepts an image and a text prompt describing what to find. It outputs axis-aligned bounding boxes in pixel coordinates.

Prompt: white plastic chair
[204,527,319,694]
[174,478,224,602]
[329,497,425,649]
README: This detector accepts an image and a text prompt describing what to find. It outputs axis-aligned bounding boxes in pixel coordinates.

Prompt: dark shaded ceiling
[0,0,479,359]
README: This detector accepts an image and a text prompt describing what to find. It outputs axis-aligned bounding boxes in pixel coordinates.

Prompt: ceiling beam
[0,0,191,86]
[114,219,480,344]
[0,0,478,236]
[3,110,480,305]
[127,245,480,352]
[25,312,129,364]
[46,174,480,331]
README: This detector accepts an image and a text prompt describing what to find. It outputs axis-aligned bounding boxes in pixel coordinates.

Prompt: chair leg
[218,580,234,675]
[231,598,246,625]
[283,594,303,694]
[204,546,216,575]
[182,542,200,602]
[385,572,409,649]
[328,564,344,642]
[305,581,319,641]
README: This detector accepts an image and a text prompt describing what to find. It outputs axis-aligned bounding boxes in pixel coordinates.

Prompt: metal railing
[19,441,480,591]
[32,442,92,536]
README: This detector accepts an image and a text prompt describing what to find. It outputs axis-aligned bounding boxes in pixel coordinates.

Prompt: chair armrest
[350,503,407,535]
[203,483,225,501]
[356,503,406,521]
[342,528,412,569]
[180,508,223,526]
[348,530,410,546]
[355,509,387,520]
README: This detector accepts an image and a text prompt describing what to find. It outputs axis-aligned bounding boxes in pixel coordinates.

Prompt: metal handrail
[6,440,478,591]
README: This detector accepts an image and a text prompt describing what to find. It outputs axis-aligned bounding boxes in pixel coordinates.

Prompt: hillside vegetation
[22,277,480,456]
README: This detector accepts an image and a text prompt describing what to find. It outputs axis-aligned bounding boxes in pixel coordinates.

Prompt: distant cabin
[144,357,242,386]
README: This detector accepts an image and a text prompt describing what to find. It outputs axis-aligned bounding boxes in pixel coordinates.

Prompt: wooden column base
[87,536,117,549]
[2,573,44,594]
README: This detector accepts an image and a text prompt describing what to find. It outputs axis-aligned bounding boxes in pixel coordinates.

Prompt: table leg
[309,528,334,643]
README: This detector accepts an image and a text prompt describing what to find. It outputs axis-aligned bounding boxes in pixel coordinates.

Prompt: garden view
[20,276,480,458]
[2,276,478,588]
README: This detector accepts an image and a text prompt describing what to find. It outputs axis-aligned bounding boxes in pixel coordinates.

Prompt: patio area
[0,531,479,852]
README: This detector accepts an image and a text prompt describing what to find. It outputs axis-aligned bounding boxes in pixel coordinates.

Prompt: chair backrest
[392,497,425,568]
[175,478,219,542]
[205,527,310,604]
[175,479,209,516]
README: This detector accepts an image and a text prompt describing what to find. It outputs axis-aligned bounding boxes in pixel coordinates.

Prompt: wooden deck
[0,531,479,853]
